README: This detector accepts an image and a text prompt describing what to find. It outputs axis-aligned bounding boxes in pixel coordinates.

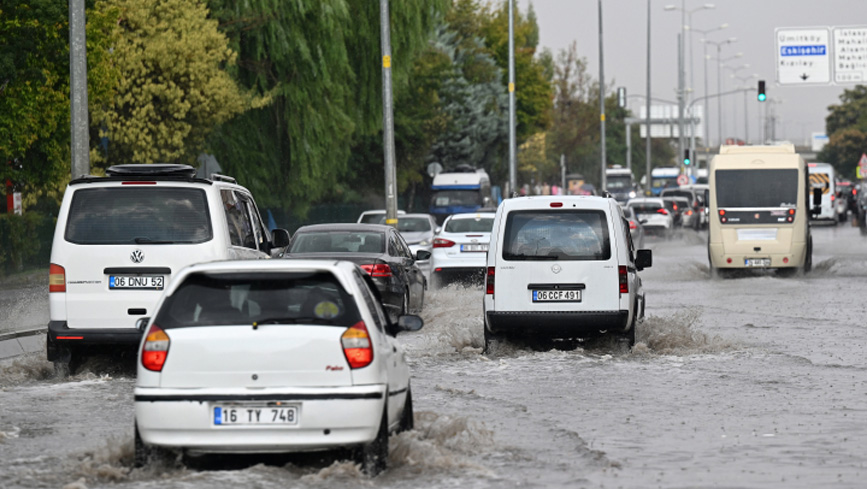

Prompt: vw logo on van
[551,264,562,274]
[130,249,145,264]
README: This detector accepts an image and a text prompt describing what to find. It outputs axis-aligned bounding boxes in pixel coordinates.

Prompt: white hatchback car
[134,259,422,475]
[430,212,496,288]
[483,196,652,349]
[626,197,674,237]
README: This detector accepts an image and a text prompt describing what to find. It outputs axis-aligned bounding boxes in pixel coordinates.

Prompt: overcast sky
[531,0,864,147]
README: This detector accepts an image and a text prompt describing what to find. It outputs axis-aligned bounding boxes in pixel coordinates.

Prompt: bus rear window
[715,169,799,208]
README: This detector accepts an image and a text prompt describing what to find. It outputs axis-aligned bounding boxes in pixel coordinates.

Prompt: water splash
[633,308,737,356]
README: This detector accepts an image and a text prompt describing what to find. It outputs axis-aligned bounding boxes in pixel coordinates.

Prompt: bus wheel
[803,238,813,274]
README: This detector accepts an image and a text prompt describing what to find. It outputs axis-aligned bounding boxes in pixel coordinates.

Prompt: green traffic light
[758,93,766,102]
[684,158,691,165]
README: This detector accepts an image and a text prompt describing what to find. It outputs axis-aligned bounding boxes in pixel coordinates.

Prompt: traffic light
[683,149,691,166]
[617,87,627,108]
[757,80,766,102]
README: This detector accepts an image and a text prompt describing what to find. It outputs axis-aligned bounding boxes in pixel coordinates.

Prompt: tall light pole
[379,0,398,226]
[508,0,517,196]
[723,64,750,141]
[664,3,715,102]
[732,73,758,143]
[69,0,90,178]
[598,0,607,192]
[692,23,727,148]
[703,37,738,146]
[645,0,652,195]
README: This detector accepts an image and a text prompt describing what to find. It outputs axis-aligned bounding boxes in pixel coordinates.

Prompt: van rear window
[502,210,611,261]
[65,188,212,245]
[155,272,361,329]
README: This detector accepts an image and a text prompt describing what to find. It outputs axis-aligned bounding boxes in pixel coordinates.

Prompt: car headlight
[629,191,637,199]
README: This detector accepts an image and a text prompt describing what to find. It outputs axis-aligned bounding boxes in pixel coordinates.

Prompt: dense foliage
[818,85,867,178]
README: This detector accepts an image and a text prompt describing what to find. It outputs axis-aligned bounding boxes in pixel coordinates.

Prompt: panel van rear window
[65,187,212,245]
[502,210,611,261]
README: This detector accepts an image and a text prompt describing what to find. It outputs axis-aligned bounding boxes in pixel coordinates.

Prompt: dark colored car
[662,196,691,228]
[283,224,428,319]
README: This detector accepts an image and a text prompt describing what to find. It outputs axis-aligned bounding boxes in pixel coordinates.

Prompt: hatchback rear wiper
[254,316,331,325]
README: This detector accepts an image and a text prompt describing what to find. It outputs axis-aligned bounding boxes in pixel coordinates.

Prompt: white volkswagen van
[47,164,290,372]
[483,195,652,350]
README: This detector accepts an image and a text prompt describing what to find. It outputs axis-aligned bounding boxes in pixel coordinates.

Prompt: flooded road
[2,223,867,488]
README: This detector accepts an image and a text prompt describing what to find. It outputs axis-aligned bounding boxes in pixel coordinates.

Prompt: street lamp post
[723,64,749,141]
[598,0,606,192]
[646,0,652,195]
[508,0,516,196]
[732,72,758,143]
[691,24,727,149]
[703,37,738,146]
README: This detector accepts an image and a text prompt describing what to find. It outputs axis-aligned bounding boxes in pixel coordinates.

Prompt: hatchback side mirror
[636,249,652,271]
[386,314,424,336]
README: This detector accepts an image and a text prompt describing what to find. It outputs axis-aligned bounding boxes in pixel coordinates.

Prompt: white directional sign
[833,26,867,84]
[775,28,831,85]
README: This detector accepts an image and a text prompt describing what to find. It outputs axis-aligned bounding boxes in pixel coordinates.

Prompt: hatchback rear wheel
[355,403,389,476]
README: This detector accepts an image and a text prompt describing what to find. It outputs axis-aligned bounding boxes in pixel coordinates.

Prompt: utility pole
[69,0,90,178]
[645,0,652,195]
[508,0,517,197]
[598,0,607,192]
[677,34,685,173]
[379,0,398,227]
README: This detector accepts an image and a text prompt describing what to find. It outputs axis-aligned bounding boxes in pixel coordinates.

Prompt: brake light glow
[719,209,726,216]
[685,209,693,216]
[550,202,563,208]
[629,220,637,230]
[341,321,373,369]
[360,263,393,277]
[122,181,157,185]
[49,264,66,293]
[831,194,836,202]
[657,208,669,215]
[486,267,495,295]
[141,324,170,372]
[618,266,628,294]
[433,238,456,248]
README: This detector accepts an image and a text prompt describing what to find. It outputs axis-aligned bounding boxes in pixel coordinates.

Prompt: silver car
[378,213,439,282]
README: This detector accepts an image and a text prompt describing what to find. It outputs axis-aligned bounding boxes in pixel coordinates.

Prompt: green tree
[819,85,867,178]
[92,0,249,166]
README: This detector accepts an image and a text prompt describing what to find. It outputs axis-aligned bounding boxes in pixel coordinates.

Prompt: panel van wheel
[356,404,389,476]
[397,387,414,433]
[618,310,636,348]
[483,327,504,355]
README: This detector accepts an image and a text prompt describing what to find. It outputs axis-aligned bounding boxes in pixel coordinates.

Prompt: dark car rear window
[65,187,211,245]
[445,217,494,233]
[630,203,665,214]
[290,231,384,254]
[155,271,361,329]
[502,210,611,261]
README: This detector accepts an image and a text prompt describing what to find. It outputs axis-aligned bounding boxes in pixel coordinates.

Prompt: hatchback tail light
[629,220,637,230]
[485,266,495,295]
[49,264,66,293]
[618,266,628,294]
[341,321,373,369]
[433,238,455,248]
[141,324,170,372]
[656,208,669,215]
[360,263,393,277]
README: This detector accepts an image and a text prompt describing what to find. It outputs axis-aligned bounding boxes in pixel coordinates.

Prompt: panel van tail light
[49,264,66,293]
[360,263,392,277]
[618,266,628,294]
[433,238,455,248]
[341,321,373,369]
[486,267,495,295]
[141,324,170,372]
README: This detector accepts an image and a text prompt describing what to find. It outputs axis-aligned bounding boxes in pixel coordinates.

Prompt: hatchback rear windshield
[155,272,361,329]
[502,210,611,261]
[290,231,384,254]
[65,187,211,245]
[445,217,494,233]
[376,217,432,232]
[630,203,665,214]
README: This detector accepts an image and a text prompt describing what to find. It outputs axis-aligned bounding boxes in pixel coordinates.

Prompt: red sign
[677,174,689,186]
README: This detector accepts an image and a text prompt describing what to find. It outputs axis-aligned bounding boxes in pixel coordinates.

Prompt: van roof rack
[209,173,237,184]
[105,164,197,178]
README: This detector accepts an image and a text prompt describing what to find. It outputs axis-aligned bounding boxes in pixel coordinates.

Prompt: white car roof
[446,212,497,220]
[499,195,613,212]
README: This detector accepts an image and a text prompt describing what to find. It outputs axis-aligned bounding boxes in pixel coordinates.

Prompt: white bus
[807,162,836,223]
[707,145,812,276]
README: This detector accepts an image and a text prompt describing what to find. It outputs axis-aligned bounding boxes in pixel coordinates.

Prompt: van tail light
[49,264,66,293]
[486,266,495,295]
[433,238,455,248]
[618,266,628,294]
[657,208,669,215]
[141,324,170,372]
[342,321,373,369]
[360,263,392,277]
[629,220,637,230]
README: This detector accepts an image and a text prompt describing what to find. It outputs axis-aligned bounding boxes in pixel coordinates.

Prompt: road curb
[0,328,45,361]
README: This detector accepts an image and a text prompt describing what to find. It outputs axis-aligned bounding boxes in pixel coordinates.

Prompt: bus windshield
[431,190,482,207]
[606,175,632,189]
[715,169,799,208]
